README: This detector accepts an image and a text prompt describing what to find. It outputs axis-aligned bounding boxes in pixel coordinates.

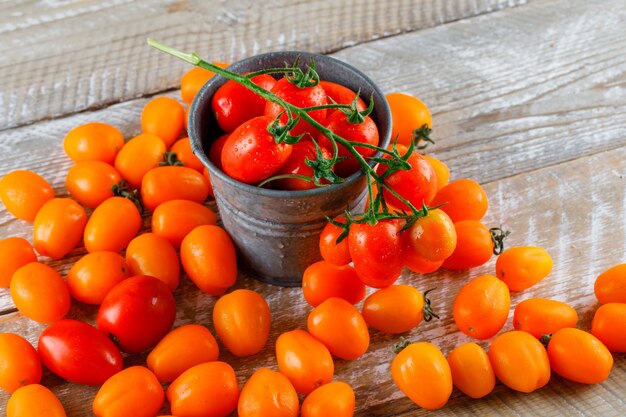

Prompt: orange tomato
[0,333,41,393]
[301,381,355,417]
[238,368,299,417]
[431,178,488,223]
[180,63,229,104]
[496,246,553,291]
[114,132,166,189]
[513,298,578,338]
[546,327,613,384]
[442,220,494,270]
[33,198,86,259]
[64,122,124,164]
[591,303,626,353]
[180,225,237,295]
[10,262,70,323]
[453,274,510,340]
[386,92,432,147]
[307,297,369,360]
[170,137,205,172]
[141,97,185,147]
[93,366,164,417]
[213,289,271,357]
[447,342,495,399]
[318,219,351,266]
[301,261,365,307]
[151,199,217,248]
[0,170,54,222]
[488,330,550,393]
[423,155,449,191]
[126,233,180,291]
[7,384,66,417]
[594,263,626,303]
[84,196,142,253]
[275,329,334,395]
[167,361,239,417]
[0,237,37,288]
[403,250,443,274]
[141,165,209,211]
[65,161,121,208]
[404,208,456,262]
[66,251,129,305]
[391,341,452,410]
[147,324,219,382]
[362,284,427,334]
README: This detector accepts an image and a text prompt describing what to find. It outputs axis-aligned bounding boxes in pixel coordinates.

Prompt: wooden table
[1,0,625,415]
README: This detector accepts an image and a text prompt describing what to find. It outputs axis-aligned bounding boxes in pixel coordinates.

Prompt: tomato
[318,110,379,177]
[167,361,239,417]
[38,319,123,385]
[203,133,229,197]
[0,170,54,222]
[238,368,299,417]
[147,324,219,382]
[431,179,488,223]
[496,246,553,291]
[275,329,334,394]
[180,63,228,104]
[362,285,427,334]
[65,161,121,208]
[93,366,164,417]
[213,289,271,357]
[0,237,37,288]
[265,77,328,140]
[403,249,443,274]
[97,275,176,353]
[114,132,166,189]
[64,122,124,164]
[180,225,237,295]
[376,147,437,211]
[307,297,369,360]
[84,196,142,253]
[594,263,626,303]
[319,80,366,112]
[301,381,355,417]
[404,208,456,262]
[391,341,452,410]
[348,219,404,288]
[66,251,129,305]
[272,140,333,190]
[7,384,66,417]
[212,73,277,132]
[386,93,432,147]
[302,260,365,307]
[0,333,41,393]
[221,116,293,184]
[453,274,510,340]
[591,303,626,353]
[170,137,204,171]
[32,198,86,259]
[319,218,351,266]
[141,96,185,147]
[513,298,578,338]
[10,262,70,323]
[488,330,550,393]
[126,233,180,291]
[447,342,495,399]
[442,220,493,270]
[151,199,217,247]
[546,327,613,384]
[423,155,449,191]
[141,165,209,211]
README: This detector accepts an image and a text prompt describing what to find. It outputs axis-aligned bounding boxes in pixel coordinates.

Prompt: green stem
[257,174,313,188]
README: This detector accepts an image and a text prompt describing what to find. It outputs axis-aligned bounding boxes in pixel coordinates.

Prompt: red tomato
[301,381,355,417]
[141,97,185,147]
[319,80,366,112]
[272,140,333,190]
[151,199,217,248]
[212,74,277,132]
[319,218,351,266]
[594,263,626,304]
[265,77,328,140]
[7,384,66,417]
[302,260,365,307]
[591,303,626,353]
[221,116,293,184]
[114,133,166,189]
[141,165,210,211]
[64,122,124,164]
[404,208,456,262]
[84,196,142,253]
[65,161,121,208]
[238,368,299,417]
[348,219,404,288]
[170,137,204,172]
[96,275,176,353]
[0,333,41,393]
[126,233,180,291]
[33,198,87,259]
[38,319,122,385]
[431,179,488,222]
[66,251,129,305]
[442,220,494,270]
[0,170,54,222]
[0,237,37,288]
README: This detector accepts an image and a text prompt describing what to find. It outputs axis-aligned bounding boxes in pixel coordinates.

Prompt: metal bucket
[189,51,391,286]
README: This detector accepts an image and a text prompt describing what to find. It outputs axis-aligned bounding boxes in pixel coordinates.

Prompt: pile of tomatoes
[0,54,624,417]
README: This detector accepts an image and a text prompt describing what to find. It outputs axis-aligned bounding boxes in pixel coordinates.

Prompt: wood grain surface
[1,0,625,415]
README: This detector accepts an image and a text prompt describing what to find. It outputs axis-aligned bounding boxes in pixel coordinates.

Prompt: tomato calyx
[159,151,184,166]
[539,333,552,347]
[422,288,440,322]
[412,124,434,150]
[111,180,144,213]
[490,226,511,255]
[392,336,413,354]
[336,92,374,125]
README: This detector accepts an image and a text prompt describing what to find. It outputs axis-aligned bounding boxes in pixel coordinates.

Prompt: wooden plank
[1,142,624,416]
[0,0,529,130]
